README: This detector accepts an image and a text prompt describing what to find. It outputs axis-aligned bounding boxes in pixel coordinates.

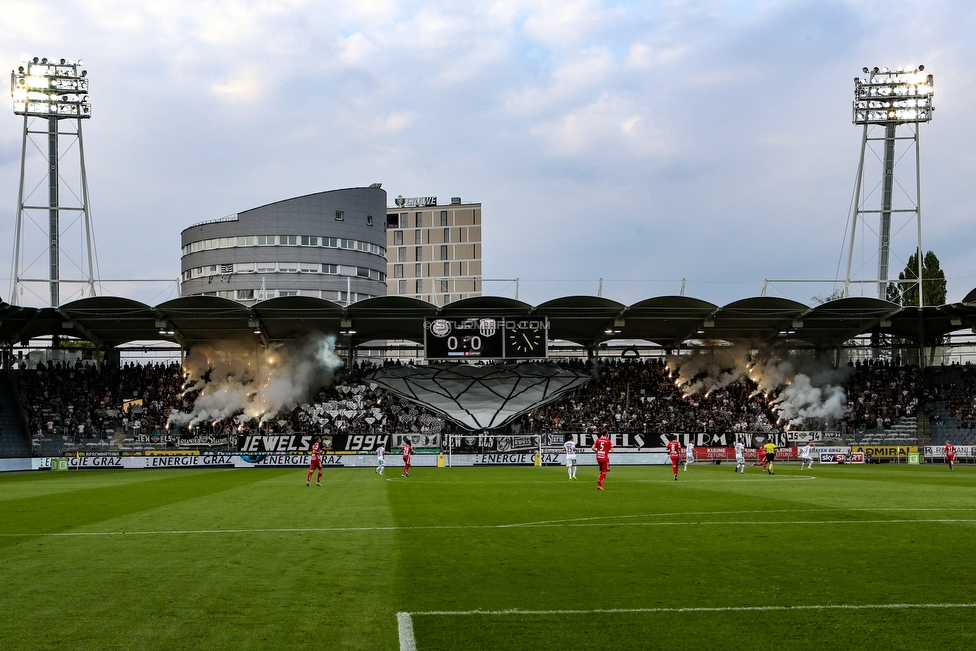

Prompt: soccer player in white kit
[799,442,815,470]
[734,440,746,474]
[375,443,386,475]
[684,441,695,471]
[563,436,578,481]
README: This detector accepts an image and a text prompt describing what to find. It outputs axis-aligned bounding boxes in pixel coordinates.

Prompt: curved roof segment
[2,291,976,349]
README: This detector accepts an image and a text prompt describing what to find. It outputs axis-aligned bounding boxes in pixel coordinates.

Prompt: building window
[323,237,338,248]
[279,235,297,245]
[444,262,451,276]
[394,264,403,278]
[387,214,399,229]
[300,262,319,273]
[257,262,276,272]
[257,235,275,245]
[398,248,407,262]
[415,230,422,244]
[415,279,423,294]
[443,228,450,243]
[415,263,422,277]
[440,245,448,260]
[323,264,338,274]
[236,262,255,273]
[237,236,254,246]
[236,289,255,300]
[415,246,423,261]
[440,210,448,226]
[398,280,407,294]
[440,280,449,293]
[278,262,298,272]
[357,267,370,278]
[393,231,403,246]
[301,236,318,246]
[367,214,373,226]
[335,210,344,221]
[279,290,298,297]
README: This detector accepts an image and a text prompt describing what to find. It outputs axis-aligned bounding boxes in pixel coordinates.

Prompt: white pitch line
[407,602,976,617]
[396,612,417,651]
[3,517,976,538]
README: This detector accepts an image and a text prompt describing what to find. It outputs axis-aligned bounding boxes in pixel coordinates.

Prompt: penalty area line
[4,518,976,538]
[406,602,976,617]
[397,612,417,651]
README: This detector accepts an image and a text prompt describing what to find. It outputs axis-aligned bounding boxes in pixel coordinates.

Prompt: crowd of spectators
[15,360,184,443]
[930,363,976,431]
[839,360,923,432]
[514,358,778,435]
[12,355,976,451]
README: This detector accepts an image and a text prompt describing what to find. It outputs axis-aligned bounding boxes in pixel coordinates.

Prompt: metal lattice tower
[843,65,933,304]
[9,56,97,307]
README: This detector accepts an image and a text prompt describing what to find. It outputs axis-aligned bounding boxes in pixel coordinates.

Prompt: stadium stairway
[0,374,31,457]
[928,405,976,445]
[856,417,919,445]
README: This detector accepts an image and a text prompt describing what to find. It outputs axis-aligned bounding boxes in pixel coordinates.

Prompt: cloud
[2,1,976,310]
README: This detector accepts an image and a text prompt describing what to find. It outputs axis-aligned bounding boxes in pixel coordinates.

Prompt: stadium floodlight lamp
[853,65,932,124]
[10,57,91,117]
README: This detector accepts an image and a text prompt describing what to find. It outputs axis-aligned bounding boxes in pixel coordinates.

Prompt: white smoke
[168,335,343,428]
[667,347,851,427]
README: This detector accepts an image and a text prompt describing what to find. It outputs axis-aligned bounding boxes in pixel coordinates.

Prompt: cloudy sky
[1,0,975,308]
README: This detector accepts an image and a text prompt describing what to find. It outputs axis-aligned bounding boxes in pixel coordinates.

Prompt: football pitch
[1,463,974,650]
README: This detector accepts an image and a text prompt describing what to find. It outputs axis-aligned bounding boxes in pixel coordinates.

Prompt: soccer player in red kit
[944,441,957,471]
[401,440,414,478]
[306,435,323,487]
[665,437,682,481]
[592,431,613,490]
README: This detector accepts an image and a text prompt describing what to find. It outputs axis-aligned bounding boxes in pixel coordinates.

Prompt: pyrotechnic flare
[168,334,343,428]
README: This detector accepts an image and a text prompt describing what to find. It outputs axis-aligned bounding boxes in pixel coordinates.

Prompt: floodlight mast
[9,57,96,307]
[844,66,933,305]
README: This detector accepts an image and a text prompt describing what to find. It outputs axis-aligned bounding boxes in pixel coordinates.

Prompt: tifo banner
[785,431,842,443]
[924,446,976,459]
[850,445,918,460]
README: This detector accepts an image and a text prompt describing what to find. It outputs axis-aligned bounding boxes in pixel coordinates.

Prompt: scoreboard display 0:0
[424,317,505,359]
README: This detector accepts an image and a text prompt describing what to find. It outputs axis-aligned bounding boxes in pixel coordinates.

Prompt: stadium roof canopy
[2,292,976,350]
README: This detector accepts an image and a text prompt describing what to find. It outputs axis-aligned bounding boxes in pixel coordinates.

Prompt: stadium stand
[0,374,30,457]
[926,364,976,445]
[13,356,976,454]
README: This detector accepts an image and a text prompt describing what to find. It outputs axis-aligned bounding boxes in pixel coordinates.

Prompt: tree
[885,250,947,307]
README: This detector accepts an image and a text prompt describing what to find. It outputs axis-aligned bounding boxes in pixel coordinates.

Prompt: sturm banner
[544,432,793,451]
[237,433,390,453]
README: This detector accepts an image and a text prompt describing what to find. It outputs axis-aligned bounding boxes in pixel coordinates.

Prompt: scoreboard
[424,317,548,360]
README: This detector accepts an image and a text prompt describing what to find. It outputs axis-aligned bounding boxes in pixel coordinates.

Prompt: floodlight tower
[843,65,933,304]
[9,56,97,307]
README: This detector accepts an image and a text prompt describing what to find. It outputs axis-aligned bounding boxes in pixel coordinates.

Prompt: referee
[763,440,777,475]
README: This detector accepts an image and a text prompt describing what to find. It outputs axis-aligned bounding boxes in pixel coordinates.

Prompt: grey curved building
[180,187,388,304]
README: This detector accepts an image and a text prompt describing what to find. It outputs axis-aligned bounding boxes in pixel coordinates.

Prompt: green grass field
[1,462,975,650]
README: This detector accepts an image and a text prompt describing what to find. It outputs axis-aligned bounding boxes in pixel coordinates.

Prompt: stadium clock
[505,323,547,358]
